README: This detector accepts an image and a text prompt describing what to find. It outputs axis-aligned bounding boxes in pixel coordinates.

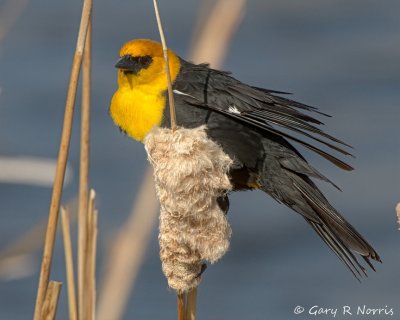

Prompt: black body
[160,58,381,279]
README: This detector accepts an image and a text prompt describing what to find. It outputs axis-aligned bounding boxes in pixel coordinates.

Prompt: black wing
[172,60,353,171]
[171,59,381,278]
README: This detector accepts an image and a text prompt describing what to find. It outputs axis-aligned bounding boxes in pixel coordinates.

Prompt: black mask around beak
[115,55,153,74]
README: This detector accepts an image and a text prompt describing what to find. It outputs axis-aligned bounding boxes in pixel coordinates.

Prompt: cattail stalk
[177,292,187,320]
[186,288,197,320]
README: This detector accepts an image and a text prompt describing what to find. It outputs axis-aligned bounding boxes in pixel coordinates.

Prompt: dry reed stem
[152,2,184,317]
[97,168,159,320]
[89,195,98,320]
[61,207,78,320]
[78,19,92,320]
[33,0,93,318]
[41,281,62,320]
[90,210,98,320]
[82,189,97,320]
[177,292,187,320]
[152,0,177,130]
[85,208,98,320]
[186,288,197,320]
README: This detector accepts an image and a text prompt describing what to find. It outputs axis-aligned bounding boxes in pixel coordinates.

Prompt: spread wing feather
[174,60,353,170]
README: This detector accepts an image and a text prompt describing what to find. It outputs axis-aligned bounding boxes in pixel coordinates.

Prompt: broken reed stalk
[41,281,62,320]
[61,191,97,320]
[78,14,92,320]
[83,189,97,320]
[61,207,78,320]
[152,0,177,131]
[33,0,93,318]
[89,209,98,320]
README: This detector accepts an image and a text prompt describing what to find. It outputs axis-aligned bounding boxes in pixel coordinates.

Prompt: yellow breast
[110,86,165,142]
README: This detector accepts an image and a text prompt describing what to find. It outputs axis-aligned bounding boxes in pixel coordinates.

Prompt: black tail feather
[291,178,380,279]
[307,219,367,281]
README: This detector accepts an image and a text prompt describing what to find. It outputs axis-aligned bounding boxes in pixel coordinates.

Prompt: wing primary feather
[226,86,351,151]
[245,113,354,156]
[252,87,331,117]
[232,115,354,170]
[220,109,354,171]
[250,86,292,95]
[185,101,354,171]
[227,87,325,125]
[249,109,353,149]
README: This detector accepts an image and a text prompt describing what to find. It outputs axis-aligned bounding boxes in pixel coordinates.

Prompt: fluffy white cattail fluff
[144,126,233,292]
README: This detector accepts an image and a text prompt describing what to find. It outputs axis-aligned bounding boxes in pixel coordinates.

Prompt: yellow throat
[109,39,181,142]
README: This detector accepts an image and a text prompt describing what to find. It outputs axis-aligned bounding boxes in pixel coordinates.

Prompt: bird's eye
[137,55,152,69]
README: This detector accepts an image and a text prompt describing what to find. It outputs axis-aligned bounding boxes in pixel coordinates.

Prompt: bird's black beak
[115,55,153,74]
[115,55,135,71]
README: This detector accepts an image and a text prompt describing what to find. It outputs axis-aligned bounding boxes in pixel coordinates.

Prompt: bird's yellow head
[110,39,181,142]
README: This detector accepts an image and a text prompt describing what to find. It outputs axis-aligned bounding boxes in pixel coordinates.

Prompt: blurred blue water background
[0,0,399,319]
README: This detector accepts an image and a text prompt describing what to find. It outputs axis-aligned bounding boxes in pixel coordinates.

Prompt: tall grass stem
[61,208,78,320]
[78,17,92,320]
[41,281,62,320]
[33,0,93,318]
[152,0,177,130]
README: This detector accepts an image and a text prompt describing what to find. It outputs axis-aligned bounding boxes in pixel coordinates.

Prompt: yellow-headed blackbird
[110,39,380,279]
